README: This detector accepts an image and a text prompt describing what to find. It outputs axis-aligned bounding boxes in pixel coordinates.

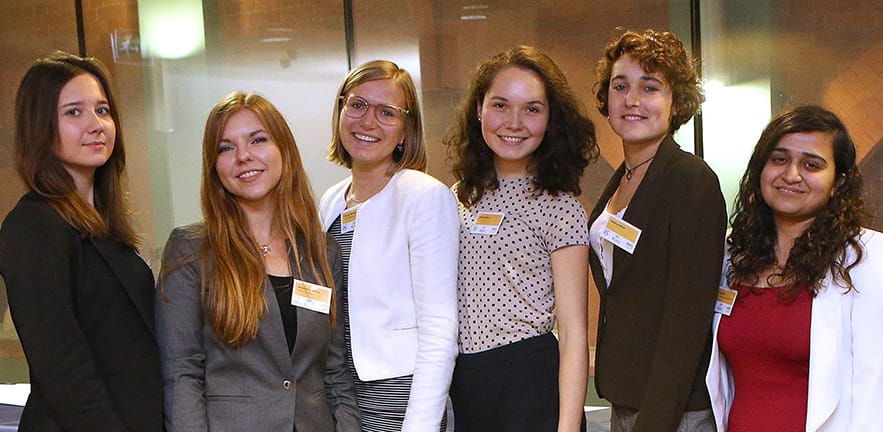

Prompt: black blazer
[588,136,727,431]
[0,192,162,431]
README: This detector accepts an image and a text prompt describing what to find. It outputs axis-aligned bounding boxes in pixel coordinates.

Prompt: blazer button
[282,380,292,390]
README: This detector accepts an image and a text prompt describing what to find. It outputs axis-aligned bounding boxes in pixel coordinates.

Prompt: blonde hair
[328,60,426,173]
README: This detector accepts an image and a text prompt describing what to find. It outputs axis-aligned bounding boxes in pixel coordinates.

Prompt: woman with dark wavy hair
[707,105,883,431]
[445,45,598,432]
[589,29,726,432]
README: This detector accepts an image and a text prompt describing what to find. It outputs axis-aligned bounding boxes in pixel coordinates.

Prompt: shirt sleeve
[543,193,589,251]
[155,227,209,432]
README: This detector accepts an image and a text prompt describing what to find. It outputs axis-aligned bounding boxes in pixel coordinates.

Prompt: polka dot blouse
[455,176,589,354]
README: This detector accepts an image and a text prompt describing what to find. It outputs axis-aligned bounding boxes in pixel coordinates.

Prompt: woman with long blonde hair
[157,91,360,431]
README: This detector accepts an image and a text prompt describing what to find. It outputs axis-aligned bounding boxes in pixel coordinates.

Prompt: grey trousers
[610,405,716,432]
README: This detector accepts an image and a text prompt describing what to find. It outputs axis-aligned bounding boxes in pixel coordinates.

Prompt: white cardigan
[319,169,459,432]
[707,228,883,431]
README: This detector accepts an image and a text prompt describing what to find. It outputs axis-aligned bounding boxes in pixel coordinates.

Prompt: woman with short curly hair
[588,29,726,431]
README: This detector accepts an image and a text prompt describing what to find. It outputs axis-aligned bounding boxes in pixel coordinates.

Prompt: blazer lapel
[283,240,312,374]
[589,163,624,295]
[607,136,679,291]
[806,271,841,431]
[88,237,156,336]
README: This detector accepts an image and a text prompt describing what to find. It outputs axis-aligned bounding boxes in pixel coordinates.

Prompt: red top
[718,284,812,432]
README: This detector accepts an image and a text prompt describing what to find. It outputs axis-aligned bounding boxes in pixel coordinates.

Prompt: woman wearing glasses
[319,60,459,432]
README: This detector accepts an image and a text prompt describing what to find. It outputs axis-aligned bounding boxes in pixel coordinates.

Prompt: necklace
[346,191,367,203]
[259,233,280,257]
[624,155,655,180]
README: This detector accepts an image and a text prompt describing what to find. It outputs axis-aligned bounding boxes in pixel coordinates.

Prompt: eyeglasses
[339,95,410,126]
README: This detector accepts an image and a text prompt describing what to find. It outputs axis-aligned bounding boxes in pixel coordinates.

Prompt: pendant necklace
[624,155,655,180]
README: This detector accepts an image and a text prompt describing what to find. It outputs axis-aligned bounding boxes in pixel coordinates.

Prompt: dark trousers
[450,333,587,432]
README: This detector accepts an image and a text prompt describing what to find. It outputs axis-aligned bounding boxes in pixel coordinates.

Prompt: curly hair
[594,29,704,132]
[445,45,599,207]
[727,105,865,302]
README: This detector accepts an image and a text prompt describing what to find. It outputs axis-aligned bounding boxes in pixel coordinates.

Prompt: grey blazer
[156,225,360,432]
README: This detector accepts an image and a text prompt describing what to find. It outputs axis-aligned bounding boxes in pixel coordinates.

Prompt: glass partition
[1,0,881,389]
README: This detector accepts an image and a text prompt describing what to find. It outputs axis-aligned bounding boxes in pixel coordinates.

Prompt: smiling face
[760,131,838,229]
[54,73,116,185]
[478,66,549,177]
[606,54,673,148]
[337,78,406,173]
[214,109,283,209]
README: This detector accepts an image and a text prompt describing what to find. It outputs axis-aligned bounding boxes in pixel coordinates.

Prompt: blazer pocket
[206,395,256,429]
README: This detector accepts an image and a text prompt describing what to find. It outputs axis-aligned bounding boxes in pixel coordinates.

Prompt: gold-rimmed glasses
[339,95,410,126]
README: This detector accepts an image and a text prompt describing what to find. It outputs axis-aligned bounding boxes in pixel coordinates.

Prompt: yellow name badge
[471,212,505,235]
[340,207,358,234]
[715,286,738,316]
[600,215,642,254]
[291,279,332,314]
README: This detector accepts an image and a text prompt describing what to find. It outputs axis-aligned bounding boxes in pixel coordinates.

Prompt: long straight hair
[14,51,138,248]
[199,92,335,347]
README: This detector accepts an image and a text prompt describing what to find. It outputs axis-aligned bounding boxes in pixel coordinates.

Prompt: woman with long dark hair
[0,51,162,431]
[707,105,883,431]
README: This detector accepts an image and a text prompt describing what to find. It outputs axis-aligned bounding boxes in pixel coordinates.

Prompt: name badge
[340,207,357,234]
[292,279,332,314]
[714,286,738,316]
[600,215,642,254]
[471,212,505,235]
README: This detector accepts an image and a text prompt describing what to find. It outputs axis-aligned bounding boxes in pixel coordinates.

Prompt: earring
[477,115,482,122]
[396,142,404,153]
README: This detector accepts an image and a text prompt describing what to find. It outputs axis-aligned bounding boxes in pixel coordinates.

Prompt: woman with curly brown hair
[445,45,599,432]
[588,29,726,431]
[706,105,883,431]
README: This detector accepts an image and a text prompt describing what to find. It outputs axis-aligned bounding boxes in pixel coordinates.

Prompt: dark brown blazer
[588,136,727,431]
[0,192,163,431]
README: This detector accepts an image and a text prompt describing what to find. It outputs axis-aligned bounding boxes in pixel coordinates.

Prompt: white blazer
[707,228,883,431]
[319,169,459,432]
